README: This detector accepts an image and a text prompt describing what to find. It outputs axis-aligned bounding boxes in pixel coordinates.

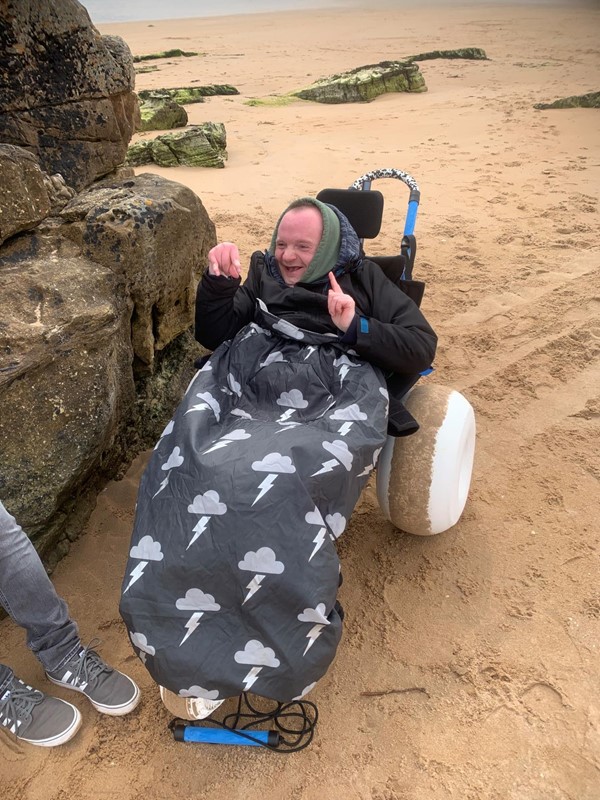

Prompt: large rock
[0,173,216,561]
[137,86,239,104]
[127,124,227,168]
[0,144,50,245]
[0,0,140,191]
[534,91,600,110]
[138,97,188,131]
[293,61,426,104]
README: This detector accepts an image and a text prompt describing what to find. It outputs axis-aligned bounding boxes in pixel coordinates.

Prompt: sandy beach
[1,3,599,798]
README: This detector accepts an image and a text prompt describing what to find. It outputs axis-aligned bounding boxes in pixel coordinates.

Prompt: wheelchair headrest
[316,188,384,239]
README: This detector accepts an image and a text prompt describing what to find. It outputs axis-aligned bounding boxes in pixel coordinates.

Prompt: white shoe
[159,685,224,720]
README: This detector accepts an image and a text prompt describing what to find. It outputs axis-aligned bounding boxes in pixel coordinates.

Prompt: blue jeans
[0,500,80,695]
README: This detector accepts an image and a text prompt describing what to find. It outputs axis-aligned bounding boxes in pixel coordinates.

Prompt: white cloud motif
[293,682,317,700]
[260,351,284,367]
[129,536,164,561]
[322,440,353,470]
[277,389,308,409]
[179,686,220,700]
[252,453,296,474]
[223,429,251,441]
[379,386,389,401]
[230,409,253,420]
[130,632,155,655]
[238,547,284,574]
[187,490,227,515]
[333,355,358,368]
[176,589,221,612]
[161,446,184,471]
[154,419,174,449]
[272,319,305,340]
[326,512,347,538]
[305,507,325,526]
[330,404,367,421]
[228,373,241,396]
[234,640,280,668]
[297,603,330,624]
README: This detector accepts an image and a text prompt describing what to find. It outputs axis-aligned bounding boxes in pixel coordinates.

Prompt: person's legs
[0,663,14,695]
[0,500,80,672]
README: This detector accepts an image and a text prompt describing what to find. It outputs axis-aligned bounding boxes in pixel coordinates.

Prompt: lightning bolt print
[309,528,327,561]
[123,561,148,593]
[303,624,326,656]
[187,516,210,550]
[243,574,265,604]
[252,474,278,506]
[152,472,171,498]
[184,402,209,415]
[311,459,339,477]
[339,364,349,384]
[242,666,263,692]
[304,346,316,361]
[202,440,231,454]
[277,408,296,423]
[179,612,204,646]
[337,421,353,436]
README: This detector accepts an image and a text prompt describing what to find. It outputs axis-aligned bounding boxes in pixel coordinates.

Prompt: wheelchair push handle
[351,168,420,237]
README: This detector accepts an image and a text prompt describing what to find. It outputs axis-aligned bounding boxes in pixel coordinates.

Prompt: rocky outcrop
[138,97,188,131]
[138,86,240,104]
[0,0,140,191]
[293,61,426,103]
[127,124,227,167]
[0,158,216,562]
[0,144,51,244]
[534,91,600,109]
[407,48,488,62]
[133,50,200,62]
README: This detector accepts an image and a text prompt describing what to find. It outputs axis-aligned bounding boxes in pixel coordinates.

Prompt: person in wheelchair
[119,197,436,721]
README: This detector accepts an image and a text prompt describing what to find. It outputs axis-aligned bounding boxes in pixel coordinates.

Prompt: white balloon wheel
[376,383,476,536]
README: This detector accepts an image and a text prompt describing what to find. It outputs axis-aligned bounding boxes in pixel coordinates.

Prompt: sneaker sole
[19,703,82,747]
[46,675,141,717]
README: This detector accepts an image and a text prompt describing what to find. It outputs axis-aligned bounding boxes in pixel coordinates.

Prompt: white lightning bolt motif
[304,346,316,360]
[124,561,148,593]
[202,440,231,454]
[337,421,353,436]
[252,474,277,506]
[180,611,204,646]
[309,528,327,561]
[277,408,296,423]
[152,472,170,498]
[184,402,209,415]
[187,516,210,550]
[242,666,263,692]
[303,624,326,656]
[311,459,339,477]
[339,364,350,384]
[243,574,265,604]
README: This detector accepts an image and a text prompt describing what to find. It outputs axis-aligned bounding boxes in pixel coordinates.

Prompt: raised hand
[207,242,242,279]
[327,272,355,332]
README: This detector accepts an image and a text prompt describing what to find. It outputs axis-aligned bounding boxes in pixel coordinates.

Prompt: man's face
[274,206,323,286]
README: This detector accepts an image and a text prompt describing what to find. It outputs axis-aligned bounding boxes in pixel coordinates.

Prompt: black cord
[168,692,318,753]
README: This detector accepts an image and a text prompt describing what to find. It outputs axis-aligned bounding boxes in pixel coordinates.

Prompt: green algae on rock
[534,91,599,109]
[293,61,426,104]
[138,98,188,132]
[137,85,239,105]
[126,124,227,168]
[407,48,488,62]
[133,49,201,62]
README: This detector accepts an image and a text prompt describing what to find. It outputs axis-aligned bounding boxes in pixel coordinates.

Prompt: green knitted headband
[269,197,341,284]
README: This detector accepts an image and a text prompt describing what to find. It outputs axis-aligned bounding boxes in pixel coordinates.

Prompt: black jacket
[195,251,437,376]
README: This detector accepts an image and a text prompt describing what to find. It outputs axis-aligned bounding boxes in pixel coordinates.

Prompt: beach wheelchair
[318,168,476,536]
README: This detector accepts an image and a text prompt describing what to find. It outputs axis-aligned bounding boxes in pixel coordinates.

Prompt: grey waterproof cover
[120,302,388,703]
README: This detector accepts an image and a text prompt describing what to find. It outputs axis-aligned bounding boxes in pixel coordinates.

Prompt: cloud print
[305,507,325,526]
[195,391,221,419]
[322,440,354,470]
[130,632,155,655]
[161,446,184,471]
[379,386,389,401]
[252,453,296,474]
[230,409,253,420]
[326,513,347,538]
[297,603,330,625]
[238,547,284,574]
[228,373,241,396]
[179,686,220,700]
[293,682,316,700]
[277,389,308,409]
[234,640,280,668]
[187,490,227,515]
[129,536,164,561]
[260,351,284,367]
[273,319,305,340]
[333,355,358,368]
[223,429,251,441]
[330,404,367,421]
[176,588,221,612]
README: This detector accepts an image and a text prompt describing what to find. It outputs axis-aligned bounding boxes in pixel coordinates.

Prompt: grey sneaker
[46,639,140,717]
[0,676,81,747]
